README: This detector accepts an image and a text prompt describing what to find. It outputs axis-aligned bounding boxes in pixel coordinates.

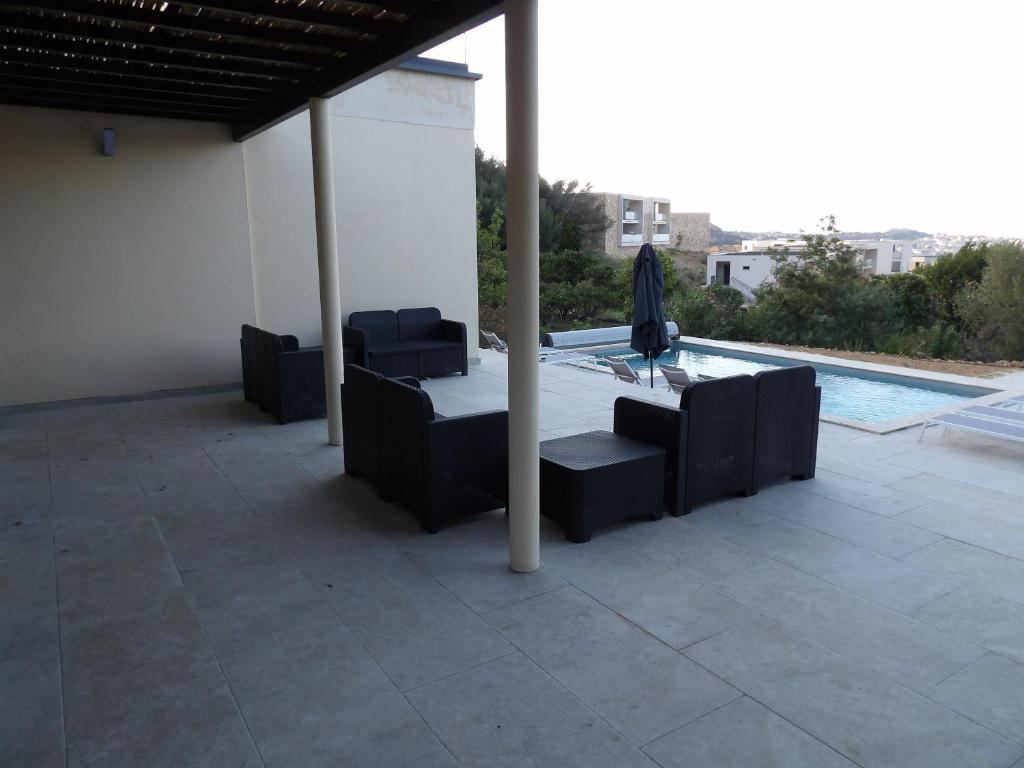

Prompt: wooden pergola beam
[233,0,501,140]
[0,10,346,66]
[0,47,296,89]
[171,1,400,37]
[0,29,324,79]
[17,1,354,51]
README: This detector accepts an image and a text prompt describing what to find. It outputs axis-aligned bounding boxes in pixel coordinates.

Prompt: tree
[475,147,507,247]
[475,147,610,252]
[957,242,1024,361]
[875,271,933,330]
[669,284,746,340]
[476,206,508,335]
[539,179,610,252]
[918,241,989,357]
[746,216,896,350]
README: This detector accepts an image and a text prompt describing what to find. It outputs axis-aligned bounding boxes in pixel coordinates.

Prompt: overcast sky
[426,0,1022,237]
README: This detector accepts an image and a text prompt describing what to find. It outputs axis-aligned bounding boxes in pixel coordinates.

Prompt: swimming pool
[594,342,994,424]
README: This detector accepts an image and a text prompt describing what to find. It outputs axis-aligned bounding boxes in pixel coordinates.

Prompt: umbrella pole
[650,357,654,388]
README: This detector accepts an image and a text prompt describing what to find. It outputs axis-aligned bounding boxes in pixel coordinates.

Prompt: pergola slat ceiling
[0,0,501,140]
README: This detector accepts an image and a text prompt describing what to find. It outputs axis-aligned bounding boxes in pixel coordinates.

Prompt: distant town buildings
[583,192,710,259]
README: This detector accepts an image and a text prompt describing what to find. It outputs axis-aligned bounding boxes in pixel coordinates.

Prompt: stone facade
[670,212,711,252]
[584,192,678,260]
[584,193,710,259]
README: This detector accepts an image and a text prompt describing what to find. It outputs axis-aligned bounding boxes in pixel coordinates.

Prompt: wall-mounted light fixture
[102,128,115,157]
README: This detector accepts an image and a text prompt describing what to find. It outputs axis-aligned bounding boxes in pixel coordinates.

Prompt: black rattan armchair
[751,365,820,492]
[378,378,508,533]
[253,328,325,424]
[340,364,419,482]
[613,374,756,515]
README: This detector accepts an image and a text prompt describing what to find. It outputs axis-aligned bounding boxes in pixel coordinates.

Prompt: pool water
[595,342,992,424]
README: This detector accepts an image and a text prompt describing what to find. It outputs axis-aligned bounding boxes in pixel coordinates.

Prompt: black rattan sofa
[377,377,508,533]
[751,365,820,492]
[613,374,757,515]
[340,363,419,482]
[239,324,325,424]
[343,307,468,379]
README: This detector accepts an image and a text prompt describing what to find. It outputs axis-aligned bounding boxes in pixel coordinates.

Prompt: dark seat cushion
[409,340,463,352]
[367,342,421,356]
[398,307,443,342]
[349,310,399,344]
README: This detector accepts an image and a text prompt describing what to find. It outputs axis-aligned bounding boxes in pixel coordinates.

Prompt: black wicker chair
[613,374,756,515]
[340,364,419,482]
[252,328,325,424]
[377,378,508,533]
[751,365,820,493]
[343,307,468,379]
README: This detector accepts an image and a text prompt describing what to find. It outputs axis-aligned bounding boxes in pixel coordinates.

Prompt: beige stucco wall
[0,106,255,406]
[243,68,480,355]
[0,66,480,408]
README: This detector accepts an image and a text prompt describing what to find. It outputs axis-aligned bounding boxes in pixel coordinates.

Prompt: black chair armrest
[342,326,368,367]
[343,326,368,351]
[280,334,300,352]
[807,386,822,479]
[613,397,688,515]
[613,397,680,448]
[276,348,326,423]
[426,409,509,493]
[427,409,508,441]
[439,319,467,344]
[395,376,421,389]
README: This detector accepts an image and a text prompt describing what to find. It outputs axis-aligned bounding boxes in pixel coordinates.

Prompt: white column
[310,97,344,446]
[505,0,540,573]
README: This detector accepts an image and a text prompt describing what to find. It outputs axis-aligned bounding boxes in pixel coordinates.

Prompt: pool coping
[561,336,1023,434]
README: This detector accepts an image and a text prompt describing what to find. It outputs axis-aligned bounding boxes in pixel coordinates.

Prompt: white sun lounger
[998,394,1024,411]
[919,410,1024,444]
[959,404,1024,425]
[540,350,596,367]
[484,331,594,367]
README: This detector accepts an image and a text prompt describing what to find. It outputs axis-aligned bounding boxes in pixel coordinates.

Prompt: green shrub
[957,242,1024,361]
[669,284,746,340]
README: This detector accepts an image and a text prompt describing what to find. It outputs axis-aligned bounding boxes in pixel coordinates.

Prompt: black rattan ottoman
[539,430,665,543]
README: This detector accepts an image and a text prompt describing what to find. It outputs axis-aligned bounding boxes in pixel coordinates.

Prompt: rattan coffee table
[539,429,665,543]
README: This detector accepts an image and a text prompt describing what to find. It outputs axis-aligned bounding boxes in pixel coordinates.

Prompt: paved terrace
[3,351,1024,767]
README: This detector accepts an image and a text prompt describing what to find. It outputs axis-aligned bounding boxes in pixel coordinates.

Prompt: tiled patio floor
[3,352,1024,767]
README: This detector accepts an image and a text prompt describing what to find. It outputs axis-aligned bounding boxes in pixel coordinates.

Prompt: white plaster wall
[0,67,479,407]
[241,113,321,344]
[706,253,776,289]
[243,68,480,356]
[0,106,254,407]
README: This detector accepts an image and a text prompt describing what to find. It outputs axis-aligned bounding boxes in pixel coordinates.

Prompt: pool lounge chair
[919,407,1024,444]
[482,330,509,353]
[998,394,1024,411]
[659,364,692,394]
[483,331,594,367]
[606,357,642,385]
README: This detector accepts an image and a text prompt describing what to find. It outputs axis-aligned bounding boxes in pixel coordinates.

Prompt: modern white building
[706,239,915,300]
[0,58,482,408]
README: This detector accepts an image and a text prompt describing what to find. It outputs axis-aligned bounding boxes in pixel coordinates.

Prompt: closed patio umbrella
[630,243,670,388]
